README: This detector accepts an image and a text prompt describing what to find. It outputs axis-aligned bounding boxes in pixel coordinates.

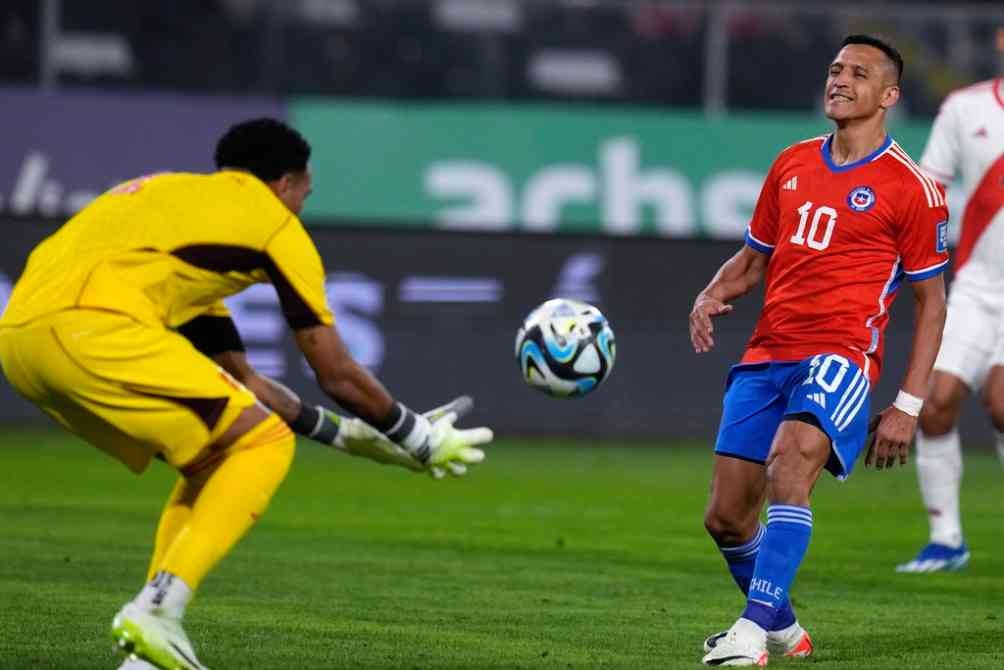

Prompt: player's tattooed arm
[866,274,947,470]
[212,350,303,422]
[175,311,336,445]
[689,245,769,353]
[176,314,314,422]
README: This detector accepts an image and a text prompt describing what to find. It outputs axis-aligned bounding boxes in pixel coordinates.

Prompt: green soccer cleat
[111,603,209,670]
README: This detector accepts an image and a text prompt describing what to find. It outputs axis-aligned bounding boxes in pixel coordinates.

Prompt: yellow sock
[146,477,197,581]
[154,415,295,590]
[146,459,227,581]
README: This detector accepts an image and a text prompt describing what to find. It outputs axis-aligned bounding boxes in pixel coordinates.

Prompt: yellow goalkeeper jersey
[0,170,333,330]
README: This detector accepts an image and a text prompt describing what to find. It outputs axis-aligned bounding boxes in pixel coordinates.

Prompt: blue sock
[741,505,813,631]
[717,523,797,631]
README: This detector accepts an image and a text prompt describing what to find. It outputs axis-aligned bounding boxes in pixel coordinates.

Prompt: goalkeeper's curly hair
[214,118,311,183]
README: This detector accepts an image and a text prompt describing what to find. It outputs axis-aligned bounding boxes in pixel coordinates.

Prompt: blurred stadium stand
[2,1,1000,116]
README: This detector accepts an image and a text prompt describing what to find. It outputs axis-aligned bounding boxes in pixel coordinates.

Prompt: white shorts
[934,281,1004,390]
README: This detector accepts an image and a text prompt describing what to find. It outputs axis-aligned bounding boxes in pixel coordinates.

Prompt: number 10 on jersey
[791,201,838,251]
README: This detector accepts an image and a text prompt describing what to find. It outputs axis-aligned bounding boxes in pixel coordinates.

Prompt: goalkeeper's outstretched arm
[290,323,491,476]
[176,314,490,477]
[211,348,427,471]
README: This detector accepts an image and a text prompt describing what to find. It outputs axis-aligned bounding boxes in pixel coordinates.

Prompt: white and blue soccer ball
[515,298,616,398]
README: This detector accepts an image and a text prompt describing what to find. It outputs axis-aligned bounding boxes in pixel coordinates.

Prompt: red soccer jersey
[742,134,950,383]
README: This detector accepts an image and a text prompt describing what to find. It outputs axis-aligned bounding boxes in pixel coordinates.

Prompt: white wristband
[893,390,923,417]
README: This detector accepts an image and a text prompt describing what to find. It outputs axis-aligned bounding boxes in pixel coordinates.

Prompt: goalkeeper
[0,118,491,670]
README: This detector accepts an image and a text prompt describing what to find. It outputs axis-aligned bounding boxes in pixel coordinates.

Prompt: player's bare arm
[212,346,479,474]
[213,349,303,421]
[212,321,472,468]
[179,308,483,476]
[294,323,396,423]
[291,323,489,478]
[689,245,769,353]
[866,274,947,469]
[177,313,323,428]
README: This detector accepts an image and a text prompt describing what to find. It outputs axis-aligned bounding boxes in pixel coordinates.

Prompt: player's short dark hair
[214,118,311,182]
[841,34,903,83]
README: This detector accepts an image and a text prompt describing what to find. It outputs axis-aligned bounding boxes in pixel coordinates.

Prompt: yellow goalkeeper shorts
[0,309,257,473]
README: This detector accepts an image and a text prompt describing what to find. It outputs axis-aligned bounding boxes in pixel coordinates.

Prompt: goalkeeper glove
[424,404,491,479]
[330,413,425,471]
[295,396,491,478]
[387,395,491,478]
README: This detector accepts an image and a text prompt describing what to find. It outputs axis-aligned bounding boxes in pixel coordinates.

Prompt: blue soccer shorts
[713,354,872,480]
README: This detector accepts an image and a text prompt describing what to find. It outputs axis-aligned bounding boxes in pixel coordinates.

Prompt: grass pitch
[0,429,1001,669]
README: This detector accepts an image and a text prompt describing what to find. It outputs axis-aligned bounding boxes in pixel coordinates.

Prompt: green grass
[0,429,1001,669]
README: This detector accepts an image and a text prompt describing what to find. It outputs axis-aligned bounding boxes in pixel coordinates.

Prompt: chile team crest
[847,186,876,212]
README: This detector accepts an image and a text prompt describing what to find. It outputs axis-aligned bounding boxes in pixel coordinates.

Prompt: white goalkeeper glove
[326,396,492,478]
[330,414,424,471]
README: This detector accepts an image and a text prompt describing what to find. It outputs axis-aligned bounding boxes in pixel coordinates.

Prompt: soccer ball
[515,298,616,398]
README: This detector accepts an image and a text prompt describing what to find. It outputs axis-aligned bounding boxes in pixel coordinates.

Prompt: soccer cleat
[704,622,813,658]
[704,631,728,653]
[111,603,209,670]
[702,619,768,666]
[895,542,970,573]
[765,622,813,657]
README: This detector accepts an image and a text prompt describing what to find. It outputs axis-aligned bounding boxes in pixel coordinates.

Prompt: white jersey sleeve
[921,79,1004,295]
[920,95,961,185]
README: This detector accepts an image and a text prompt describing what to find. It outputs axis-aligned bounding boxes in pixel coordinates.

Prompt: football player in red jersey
[690,35,948,666]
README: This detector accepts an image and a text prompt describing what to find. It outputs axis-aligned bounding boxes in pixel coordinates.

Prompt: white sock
[915,429,964,548]
[995,430,1004,466]
[132,571,193,619]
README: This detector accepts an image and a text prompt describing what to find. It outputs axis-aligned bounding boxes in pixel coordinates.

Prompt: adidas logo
[973,127,988,138]
[807,392,826,408]
[782,176,799,191]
